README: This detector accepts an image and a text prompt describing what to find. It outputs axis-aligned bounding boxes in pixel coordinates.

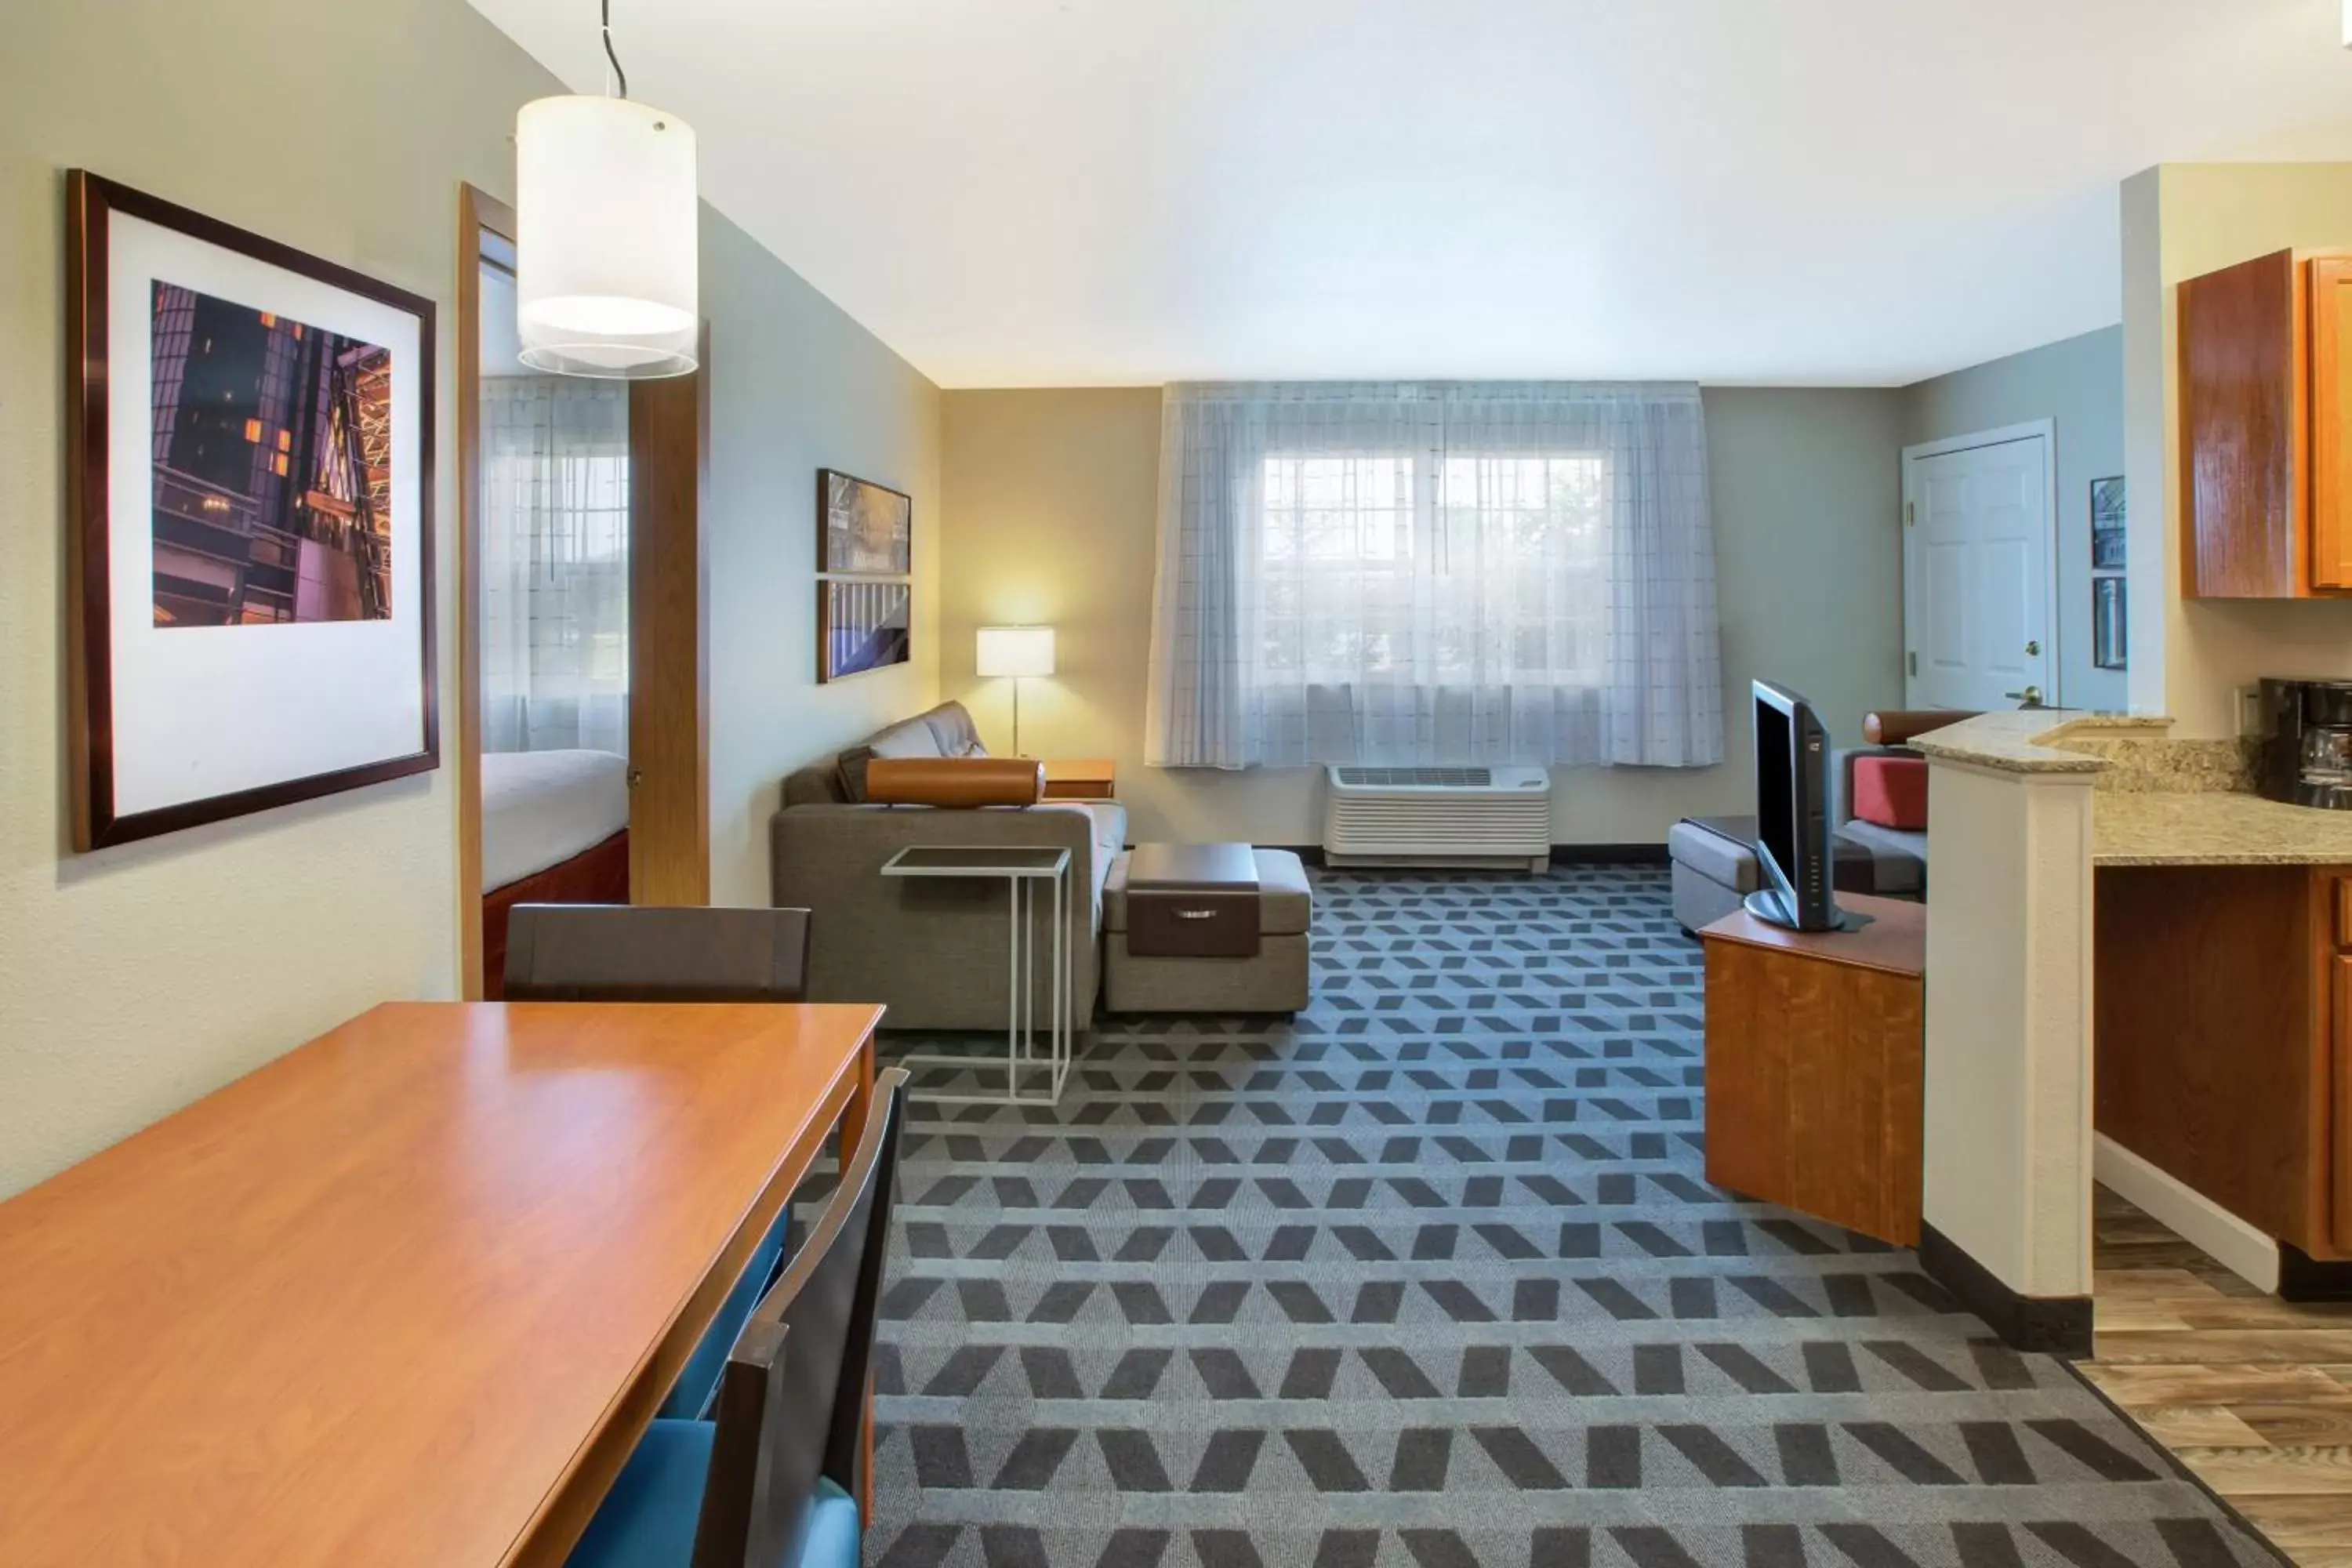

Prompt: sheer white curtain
[1145,382,1723,769]
[481,377,630,755]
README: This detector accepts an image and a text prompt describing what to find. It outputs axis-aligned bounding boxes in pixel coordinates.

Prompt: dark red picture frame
[66,171,438,851]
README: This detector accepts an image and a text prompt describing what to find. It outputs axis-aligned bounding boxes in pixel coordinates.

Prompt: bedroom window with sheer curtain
[1147,382,1722,770]
[481,377,630,756]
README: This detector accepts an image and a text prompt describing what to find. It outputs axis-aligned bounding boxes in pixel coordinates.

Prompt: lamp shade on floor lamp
[977,626,1055,754]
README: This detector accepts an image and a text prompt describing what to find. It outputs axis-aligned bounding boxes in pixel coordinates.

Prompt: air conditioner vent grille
[1323,764,1551,870]
[1334,766,1493,788]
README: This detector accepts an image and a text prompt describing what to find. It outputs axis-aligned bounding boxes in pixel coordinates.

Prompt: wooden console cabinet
[1701,894,1925,1247]
[2178,248,2352,597]
[2095,864,2352,1260]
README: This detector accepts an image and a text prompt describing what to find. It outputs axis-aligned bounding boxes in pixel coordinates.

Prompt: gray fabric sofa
[770,702,1125,1031]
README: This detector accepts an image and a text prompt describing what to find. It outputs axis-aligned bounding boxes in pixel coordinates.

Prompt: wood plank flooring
[2084,1185,2352,1565]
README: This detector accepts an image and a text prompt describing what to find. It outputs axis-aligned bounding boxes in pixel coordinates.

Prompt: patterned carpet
[861,866,2277,1568]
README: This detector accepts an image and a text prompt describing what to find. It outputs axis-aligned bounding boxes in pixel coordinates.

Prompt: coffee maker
[2259,679,2352,809]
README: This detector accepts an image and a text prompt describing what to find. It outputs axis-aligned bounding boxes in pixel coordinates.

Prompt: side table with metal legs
[878,845,1073,1105]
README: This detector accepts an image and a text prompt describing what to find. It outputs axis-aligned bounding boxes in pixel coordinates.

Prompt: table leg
[1005,874,1022,1096]
[838,1032,877,1521]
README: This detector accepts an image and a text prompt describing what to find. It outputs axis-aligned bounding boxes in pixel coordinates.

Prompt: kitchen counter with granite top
[1908,708,2352,864]
[2092,789,2352,866]
[1907,710,2164,774]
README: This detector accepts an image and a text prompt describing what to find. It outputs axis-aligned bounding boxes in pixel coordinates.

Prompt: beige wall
[2124,163,2352,735]
[939,387,1906,845]
[0,0,938,1196]
[1904,328,2127,714]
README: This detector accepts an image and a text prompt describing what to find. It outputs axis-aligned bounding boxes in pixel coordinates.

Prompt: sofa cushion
[1835,820,1926,895]
[924,702,986,758]
[1103,847,1312,938]
[836,715,944,802]
[1852,754,1929,831]
[1667,818,1761,893]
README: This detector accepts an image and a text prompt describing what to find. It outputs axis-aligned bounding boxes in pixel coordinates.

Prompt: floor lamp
[976,626,1055,756]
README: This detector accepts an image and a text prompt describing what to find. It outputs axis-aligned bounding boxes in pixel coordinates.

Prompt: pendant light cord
[601,0,628,98]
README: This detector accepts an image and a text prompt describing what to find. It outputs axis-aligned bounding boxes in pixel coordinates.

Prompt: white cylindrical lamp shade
[516,95,699,379]
[976,626,1055,678]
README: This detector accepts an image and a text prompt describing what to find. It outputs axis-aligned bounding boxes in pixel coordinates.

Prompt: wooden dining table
[0,1000,883,1568]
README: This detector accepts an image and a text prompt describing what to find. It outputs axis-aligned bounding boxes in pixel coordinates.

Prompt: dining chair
[502,905,815,1003]
[566,1067,909,1568]
[503,903,817,1420]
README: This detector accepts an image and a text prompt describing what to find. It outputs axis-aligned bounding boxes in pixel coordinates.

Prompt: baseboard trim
[1276,844,1667,869]
[1550,842,1671,866]
[2093,1132,2279,1294]
[2278,1242,2352,1302]
[1918,1221,2094,1358]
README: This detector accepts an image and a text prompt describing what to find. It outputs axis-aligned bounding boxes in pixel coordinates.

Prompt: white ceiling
[465,0,2352,389]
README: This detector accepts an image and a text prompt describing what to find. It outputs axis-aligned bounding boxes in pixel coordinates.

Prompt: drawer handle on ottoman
[1174,909,1217,920]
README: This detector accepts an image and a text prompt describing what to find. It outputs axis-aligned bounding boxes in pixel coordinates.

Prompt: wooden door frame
[454,183,710,999]
[1899,419,2061,711]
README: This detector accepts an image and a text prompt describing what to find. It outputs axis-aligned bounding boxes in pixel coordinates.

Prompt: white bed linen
[481,749,629,894]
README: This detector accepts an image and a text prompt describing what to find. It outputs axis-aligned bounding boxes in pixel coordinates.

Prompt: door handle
[2004,686,2045,709]
[2024,640,2042,657]
[626,767,644,789]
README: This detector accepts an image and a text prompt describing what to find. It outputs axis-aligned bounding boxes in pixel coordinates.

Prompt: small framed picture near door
[2090,475,2125,570]
[66,172,437,850]
[2093,575,2128,671]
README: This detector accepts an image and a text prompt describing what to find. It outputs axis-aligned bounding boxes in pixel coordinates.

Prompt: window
[1255,451,1610,688]
[1148,383,1722,770]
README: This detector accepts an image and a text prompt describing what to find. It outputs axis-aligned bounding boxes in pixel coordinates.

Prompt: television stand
[1743,887,1875,934]
[1700,892,1926,1246]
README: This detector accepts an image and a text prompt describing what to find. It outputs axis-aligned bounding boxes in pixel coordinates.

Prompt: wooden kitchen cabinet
[2177,248,2352,597]
[2095,863,2351,1261]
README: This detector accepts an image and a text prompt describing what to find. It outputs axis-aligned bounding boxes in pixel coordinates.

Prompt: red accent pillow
[1853,754,1929,831]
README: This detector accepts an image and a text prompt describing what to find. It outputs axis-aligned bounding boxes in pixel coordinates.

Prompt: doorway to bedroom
[455,185,710,998]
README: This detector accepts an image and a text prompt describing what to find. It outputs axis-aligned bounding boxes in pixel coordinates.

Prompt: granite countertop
[1907,707,2352,864]
[2092,791,2352,866]
[1907,710,2159,775]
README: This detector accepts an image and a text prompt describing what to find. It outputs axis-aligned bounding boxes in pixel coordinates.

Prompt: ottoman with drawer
[1103,844,1313,1014]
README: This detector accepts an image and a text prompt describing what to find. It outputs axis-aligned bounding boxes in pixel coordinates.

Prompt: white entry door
[1902,425,2056,712]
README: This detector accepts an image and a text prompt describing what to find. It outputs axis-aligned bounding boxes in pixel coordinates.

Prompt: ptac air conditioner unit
[1322,765,1552,873]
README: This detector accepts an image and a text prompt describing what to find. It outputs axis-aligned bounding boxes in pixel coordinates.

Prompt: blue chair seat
[661,1207,792,1420]
[568,1419,861,1568]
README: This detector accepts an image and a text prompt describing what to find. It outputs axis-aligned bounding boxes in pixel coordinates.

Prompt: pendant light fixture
[514,0,698,379]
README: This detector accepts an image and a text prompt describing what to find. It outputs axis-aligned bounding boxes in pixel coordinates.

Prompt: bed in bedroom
[481,749,630,997]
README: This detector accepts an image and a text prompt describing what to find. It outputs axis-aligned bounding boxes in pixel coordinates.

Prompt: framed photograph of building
[2090,475,2125,570]
[2093,575,2127,671]
[818,578,913,683]
[66,172,437,850]
[818,468,912,575]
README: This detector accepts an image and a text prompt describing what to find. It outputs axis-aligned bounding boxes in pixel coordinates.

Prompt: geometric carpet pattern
[862,866,2280,1568]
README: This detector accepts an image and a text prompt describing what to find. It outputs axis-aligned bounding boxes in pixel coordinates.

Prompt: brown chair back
[692,1068,909,1567]
[502,906,814,1003]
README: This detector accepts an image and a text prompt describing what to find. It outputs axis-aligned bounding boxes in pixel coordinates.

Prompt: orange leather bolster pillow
[866,757,1044,808]
[1864,709,1980,746]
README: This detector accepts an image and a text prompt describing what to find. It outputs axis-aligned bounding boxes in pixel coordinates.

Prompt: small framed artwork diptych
[2090,475,2125,571]
[818,468,912,575]
[818,579,913,683]
[67,172,437,850]
[2093,575,2127,671]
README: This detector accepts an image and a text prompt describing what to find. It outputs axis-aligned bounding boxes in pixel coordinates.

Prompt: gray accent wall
[1903,326,2126,714]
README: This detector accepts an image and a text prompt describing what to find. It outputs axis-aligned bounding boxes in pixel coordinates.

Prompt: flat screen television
[1749,680,1861,933]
